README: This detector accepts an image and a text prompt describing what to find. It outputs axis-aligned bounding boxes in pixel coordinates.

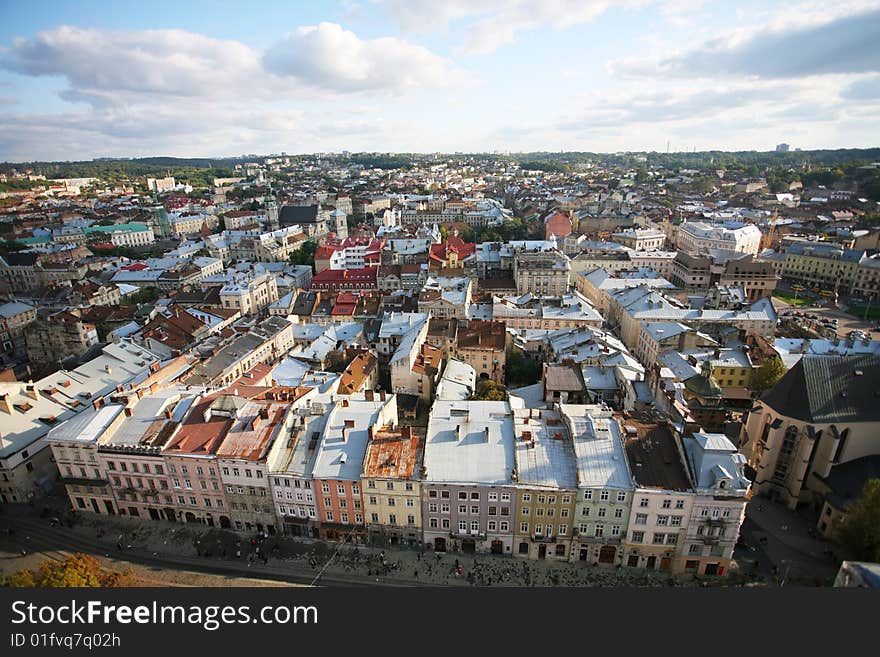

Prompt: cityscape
[0,1,879,591]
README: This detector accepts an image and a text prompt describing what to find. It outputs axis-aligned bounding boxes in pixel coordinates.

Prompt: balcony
[705,516,728,526]
[61,476,108,487]
[700,535,720,545]
[450,529,487,541]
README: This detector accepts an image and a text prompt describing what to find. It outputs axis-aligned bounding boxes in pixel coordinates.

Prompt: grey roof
[561,405,632,490]
[512,408,578,489]
[424,400,516,485]
[683,432,750,492]
[760,354,880,423]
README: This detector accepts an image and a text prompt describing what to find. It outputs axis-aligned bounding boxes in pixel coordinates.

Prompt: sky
[1,0,879,161]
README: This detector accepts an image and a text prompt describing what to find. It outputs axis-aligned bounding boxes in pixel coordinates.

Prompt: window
[488,492,498,501]
[635,513,647,525]
[639,498,649,507]
[670,515,682,526]
[666,534,678,545]
[499,521,509,532]
[662,499,671,509]
[656,515,669,526]
[471,492,480,501]
[562,495,571,504]
[471,505,478,515]
[723,509,731,518]
[501,492,510,502]
[581,507,590,517]
[368,480,376,489]
[617,491,626,502]
[611,525,620,537]
[522,507,530,516]
[594,525,604,538]
[459,521,468,532]
[534,524,543,535]
[322,483,330,494]
[560,508,569,518]
[598,508,606,518]
[653,533,666,544]
[441,490,450,499]
[689,544,701,555]
[441,503,449,513]
[337,484,346,495]
[428,503,437,513]
[488,506,497,516]
[521,522,529,533]
[536,508,544,517]
[675,500,684,510]
[614,508,623,518]
[429,518,438,529]
[558,524,568,536]
[600,491,609,501]
[459,504,467,514]
[471,521,479,532]
[522,493,531,502]
[459,491,468,500]
[326,511,333,521]
[442,519,450,529]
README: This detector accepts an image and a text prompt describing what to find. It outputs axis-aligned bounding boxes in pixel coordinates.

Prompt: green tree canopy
[505,349,541,388]
[751,357,787,397]
[472,380,507,401]
[290,239,318,271]
[838,479,880,563]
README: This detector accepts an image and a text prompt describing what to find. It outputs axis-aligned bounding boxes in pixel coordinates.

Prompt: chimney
[342,398,349,408]
[0,394,12,414]
[124,407,133,417]
[341,426,348,442]
[164,409,173,420]
[484,426,489,441]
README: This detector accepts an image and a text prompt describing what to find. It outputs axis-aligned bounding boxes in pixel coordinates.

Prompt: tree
[323,350,348,373]
[472,380,506,401]
[751,357,787,397]
[290,239,317,271]
[3,554,138,588]
[505,350,541,387]
[838,479,880,563]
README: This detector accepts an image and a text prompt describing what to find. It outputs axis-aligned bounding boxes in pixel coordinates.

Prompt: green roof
[84,223,151,234]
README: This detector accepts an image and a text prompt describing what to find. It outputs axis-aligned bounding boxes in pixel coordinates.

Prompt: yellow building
[361,424,423,548]
[512,408,579,561]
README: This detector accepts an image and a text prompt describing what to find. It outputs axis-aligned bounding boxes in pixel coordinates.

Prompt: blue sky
[1,0,879,160]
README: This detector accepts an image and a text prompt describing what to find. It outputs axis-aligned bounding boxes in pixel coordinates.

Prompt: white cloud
[375,0,640,56]
[611,5,880,79]
[1,26,264,102]
[263,22,467,92]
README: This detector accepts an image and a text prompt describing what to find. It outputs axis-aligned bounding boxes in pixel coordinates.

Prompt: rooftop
[560,404,632,490]
[423,400,515,485]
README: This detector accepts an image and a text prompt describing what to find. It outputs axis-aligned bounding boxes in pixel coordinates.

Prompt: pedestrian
[116,541,122,552]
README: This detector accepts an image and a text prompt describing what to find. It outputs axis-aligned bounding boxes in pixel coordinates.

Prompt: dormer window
[718,480,727,489]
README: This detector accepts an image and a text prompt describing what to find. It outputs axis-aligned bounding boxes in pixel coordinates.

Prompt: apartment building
[214,392,300,534]
[512,407,579,561]
[311,395,398,542]
[362,424,423,547]
[513,249,571,296]
[621,419,694,573]
[611,228,666,251]
[456,320,507,384]
[678,432,750,576]
[160,393,233,527]
[418,276,473,320]
[48,403,128,516]
[676,221,762,256]
[781,243,864,294]
[422,401,516,555]
[562,405,634,565]
[0,301,37,356]
[219,272,279,315]
[97,389,198,522]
